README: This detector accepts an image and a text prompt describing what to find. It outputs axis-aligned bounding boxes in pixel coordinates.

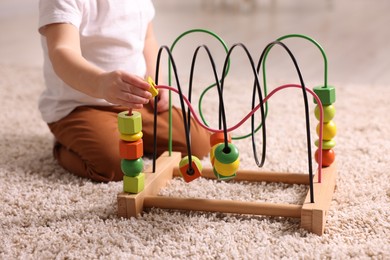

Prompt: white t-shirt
[38,0,155,123]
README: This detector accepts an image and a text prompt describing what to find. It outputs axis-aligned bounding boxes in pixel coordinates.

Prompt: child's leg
[48,105,211,182]
[48,106,124,182]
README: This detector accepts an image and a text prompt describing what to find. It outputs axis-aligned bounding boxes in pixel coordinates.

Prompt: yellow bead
[147,76,159,98]
[120,131,143,142]
[214,158,239,177]
[315,105,335,123]
[118,111,142,135]
[210,144,219,166]
[316,121,337,140]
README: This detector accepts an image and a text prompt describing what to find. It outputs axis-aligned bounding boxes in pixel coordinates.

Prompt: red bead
[119,139,143,160]
[210,132,231,147]
[315,149,335,167]
[179,156,202,183]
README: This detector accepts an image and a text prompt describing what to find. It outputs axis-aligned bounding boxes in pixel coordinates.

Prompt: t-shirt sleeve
[38,0,83,35]
[145,0,155,23]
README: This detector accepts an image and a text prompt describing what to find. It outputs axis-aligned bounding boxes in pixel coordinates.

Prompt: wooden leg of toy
[117,151,181,218]
[301,163,337,235]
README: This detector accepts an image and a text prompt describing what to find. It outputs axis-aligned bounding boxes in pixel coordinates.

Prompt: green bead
[213,167,236,181]
[315,105,335,123]
[121,158,144,177]
[214,143,239,164]
[315,139,336,149]
[313,86,336,106]
[123,174,145,194]
[118,111,142,135]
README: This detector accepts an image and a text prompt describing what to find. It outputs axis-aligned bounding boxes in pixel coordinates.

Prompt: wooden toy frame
[117,151,337,235]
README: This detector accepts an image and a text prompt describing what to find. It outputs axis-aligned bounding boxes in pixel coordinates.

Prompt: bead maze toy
[117,30,337,235]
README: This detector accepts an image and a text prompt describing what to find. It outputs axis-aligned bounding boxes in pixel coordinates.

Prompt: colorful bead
[214,158,239,177]
[213,167,236,181]
[123,174,145,194]
[147,76,159,98]
[315,149,335,167]
[119,139,144,160]
[118,111,142,135]
[179,156,202,183]
[315,139,336,150]
[210,132,231,147]
[313,86,336,106]
[214,143,239,164]
[316,121,337,140]
[121,158,144,177]
[315,105,335,123]
[120,131,143,142]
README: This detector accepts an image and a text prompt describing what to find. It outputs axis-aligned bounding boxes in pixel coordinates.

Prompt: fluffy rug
[0,64,389,259]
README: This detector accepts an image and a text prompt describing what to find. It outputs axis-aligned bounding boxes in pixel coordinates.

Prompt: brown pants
[48,105,211,182]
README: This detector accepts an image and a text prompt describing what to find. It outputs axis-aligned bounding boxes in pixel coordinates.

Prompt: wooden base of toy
[117,151,337,235]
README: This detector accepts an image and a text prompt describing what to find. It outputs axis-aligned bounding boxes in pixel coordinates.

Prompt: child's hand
[98,71,152,109]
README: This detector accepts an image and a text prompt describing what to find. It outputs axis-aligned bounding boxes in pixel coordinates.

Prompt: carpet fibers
[0,65,389,259]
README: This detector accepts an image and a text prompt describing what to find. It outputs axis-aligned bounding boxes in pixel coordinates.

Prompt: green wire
[262,34,329,92]
[167,29,230,154]
[165,32,329,150]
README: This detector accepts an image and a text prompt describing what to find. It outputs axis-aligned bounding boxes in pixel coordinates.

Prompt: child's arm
[143,22,169,112]
[43,23,152,109]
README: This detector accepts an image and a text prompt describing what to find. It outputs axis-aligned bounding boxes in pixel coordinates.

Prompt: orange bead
[315,149,335,167]
[119,139,143,160]
[179,159,202,183]
[210,132,231,147]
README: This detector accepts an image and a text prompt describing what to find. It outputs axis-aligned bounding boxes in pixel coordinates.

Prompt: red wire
[156,84,324,181]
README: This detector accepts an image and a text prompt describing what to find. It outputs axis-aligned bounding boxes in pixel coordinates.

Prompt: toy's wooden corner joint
[117,151,182,218]
[300,163,337,235]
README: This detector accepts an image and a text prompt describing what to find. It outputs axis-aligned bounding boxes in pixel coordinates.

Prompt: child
[38,0,211,182]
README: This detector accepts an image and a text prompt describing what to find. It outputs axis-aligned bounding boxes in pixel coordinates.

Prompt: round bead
[214,143,239,164]
[121,158,144,177]
[210,144,218,166]
[315,139,336,150]
[316,121,337,140]
[210,132,231,147]
[315,105,335,123]
[315,149,335,167]
[214,158,239,177]
[120,131,143,142]
[118,111,142,135]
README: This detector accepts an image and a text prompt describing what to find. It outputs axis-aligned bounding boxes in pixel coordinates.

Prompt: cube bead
[210,132,231,147]
[119,139,143,160]
[313,86,336,106]
[123,174,145,194]
[118,111,142,135]
[179,156,202,183]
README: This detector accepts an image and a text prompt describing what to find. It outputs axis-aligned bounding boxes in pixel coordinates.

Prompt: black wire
[153,45,195,174]
[256,40,314,203]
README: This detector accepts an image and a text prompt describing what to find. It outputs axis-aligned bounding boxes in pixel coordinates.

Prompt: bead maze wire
[151,30,326,204]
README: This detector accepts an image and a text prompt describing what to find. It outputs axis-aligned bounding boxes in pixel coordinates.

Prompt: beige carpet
[0,64,389,259]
